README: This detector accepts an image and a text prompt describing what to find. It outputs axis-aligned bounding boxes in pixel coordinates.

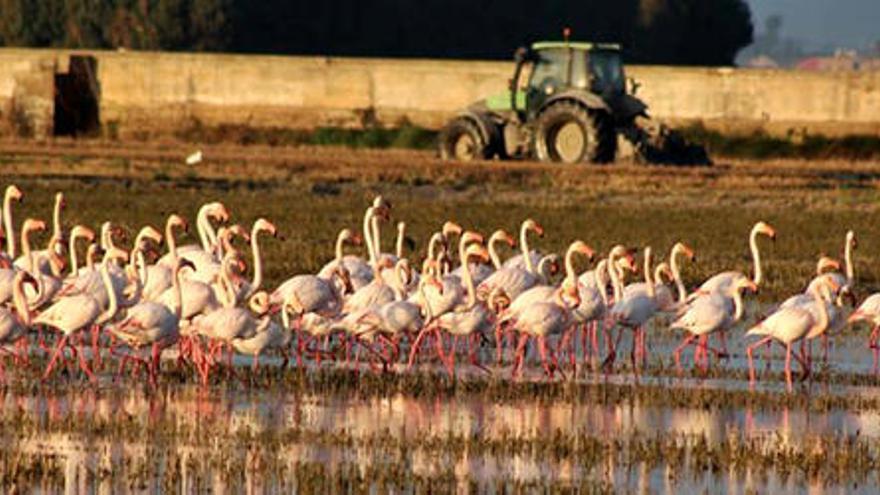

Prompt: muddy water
[3,384,880,494]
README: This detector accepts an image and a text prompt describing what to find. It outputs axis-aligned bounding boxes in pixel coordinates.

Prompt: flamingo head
[523,218,544,237]
[23,218,47,234]
[254,218,279,240]
[168,214,189,233]
[461,230,484,248]
[372,195,392,213]
[227,224,250,243]
[847,230,857,250]
[488,287,511,312]
[6,185,23,202]
[104,246,129,264]
[71,225,96,243]
[208,202,230,223]
[55,192,66,210]
[138,225,163,246]
[816,255,841,275]
[569,240,595,262]
[442,221,463,239]
[334,266,354,294]
[674,242,696,262]
[464,243,490,264]
[492,229,516,249]
[249,291,271,315]
[350,231,364,246]
[735,277,759,294]
[754,221,776,240]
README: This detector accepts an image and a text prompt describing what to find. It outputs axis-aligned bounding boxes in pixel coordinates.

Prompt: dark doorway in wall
[53,56,100,136]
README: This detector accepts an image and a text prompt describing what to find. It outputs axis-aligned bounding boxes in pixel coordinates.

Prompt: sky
[748,0,878,50]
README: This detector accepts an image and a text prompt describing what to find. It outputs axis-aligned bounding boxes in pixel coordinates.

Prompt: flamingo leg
[42,335,69,380]
[512,333,530,378]
[746,336,774,385]
[784,342,794,393]
[673,334,697,373]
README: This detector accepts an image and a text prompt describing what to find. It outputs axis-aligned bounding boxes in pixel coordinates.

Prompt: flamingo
[317,228,370,288]
[849,294,880,372]
[608,247,662,369]
[230,298,293,371]
[357,260,446,370]
[670,276,757,372]
[746,275,839,391]
[451,229,515,286]
[696,221,776,295]
[142,214,188,301]
[0,271,37,379]
[501,219,545,273]
[510,282,580,379]
[15,192,66,276]
[67,225,97,277]
[108,258,194,386]
[477,220,545,302]
[157,202,229,265]
[2,185,23,260]
[232,218,279,300]
[35,249,126,382]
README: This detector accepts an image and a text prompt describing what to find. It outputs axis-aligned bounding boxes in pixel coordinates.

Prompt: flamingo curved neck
[670,247,687,303]
[427,233,443,262]
[166,220,179,261]
[536,256,554,283]
[813,285,830,331]
[392,264,408,301]
[96,261,119,325]
[594,261,609,306]
[4,193,15,258]
[607,252,623,302]
[395,224,405,259]
[12,275,30,325]
[731,286,746,322]
[418,279,434,322]
[170,264,185,318]
[750,227,763,286]
[563,246,578,287]
[363,208,376,266]
[371,215,382,261]
[845,235,854,285]
[219,256,238,308]
[52,195,63,242]
[643,249,656,298]
[195,206,212,252]
[488,233,504,270]
[68,234,79,276]
[247,224,265,297]
[520,225,535,274]
[458,245,478,311]
[334,231,346,262]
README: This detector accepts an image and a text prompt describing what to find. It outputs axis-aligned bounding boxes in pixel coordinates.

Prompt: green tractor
[438,40,709,165]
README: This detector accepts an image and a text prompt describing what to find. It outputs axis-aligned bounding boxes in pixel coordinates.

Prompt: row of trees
[0,0,753,66]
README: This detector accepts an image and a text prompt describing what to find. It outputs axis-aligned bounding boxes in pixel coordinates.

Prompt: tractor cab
[507,42,626,121]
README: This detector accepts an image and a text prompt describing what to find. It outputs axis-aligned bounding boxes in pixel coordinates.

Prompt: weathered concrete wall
[1,48,879,138]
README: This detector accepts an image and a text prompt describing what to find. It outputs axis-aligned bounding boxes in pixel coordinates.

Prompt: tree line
[0,0,753,66]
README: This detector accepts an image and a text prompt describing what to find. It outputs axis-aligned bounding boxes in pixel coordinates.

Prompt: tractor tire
[534,102,615,164]
[438,117,491,162]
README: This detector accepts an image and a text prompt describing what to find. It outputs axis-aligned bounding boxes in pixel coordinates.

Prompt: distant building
[744,55,780,68]
[795,49,860,70]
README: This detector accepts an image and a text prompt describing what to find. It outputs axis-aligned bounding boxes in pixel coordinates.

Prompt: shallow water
[4,378,880,494]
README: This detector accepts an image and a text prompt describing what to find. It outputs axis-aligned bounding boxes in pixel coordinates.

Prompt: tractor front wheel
[534,102,615,164]
[438,117,490,162]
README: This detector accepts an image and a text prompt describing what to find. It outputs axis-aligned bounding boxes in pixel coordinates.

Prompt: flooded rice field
[4,332,880,494]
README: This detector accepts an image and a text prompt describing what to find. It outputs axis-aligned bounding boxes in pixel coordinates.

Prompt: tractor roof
[531,41,621,52]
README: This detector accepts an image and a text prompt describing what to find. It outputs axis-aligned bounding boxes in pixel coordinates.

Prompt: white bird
[0,271,37,380]
[109,258,194,385]
[36,251,123,382]
[695,221,775,296]
[745,275,839,391]
[670,276,757,371]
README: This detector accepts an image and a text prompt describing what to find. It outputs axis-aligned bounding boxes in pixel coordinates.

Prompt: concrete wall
[1,48,879,139]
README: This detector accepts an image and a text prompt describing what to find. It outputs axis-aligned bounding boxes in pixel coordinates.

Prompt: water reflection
[3,386,880,493]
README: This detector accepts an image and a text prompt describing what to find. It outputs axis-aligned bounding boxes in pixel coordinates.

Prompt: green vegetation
[0,0,753,66]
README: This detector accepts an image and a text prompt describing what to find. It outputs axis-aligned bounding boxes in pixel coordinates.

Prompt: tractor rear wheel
[534,102,615,164]
[438,117,490,161]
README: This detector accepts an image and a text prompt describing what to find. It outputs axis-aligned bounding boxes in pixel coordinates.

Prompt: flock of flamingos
[0,185,877,391]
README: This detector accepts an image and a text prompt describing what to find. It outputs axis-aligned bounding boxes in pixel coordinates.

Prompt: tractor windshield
[588,50,625,94]
[530,48,568,93]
